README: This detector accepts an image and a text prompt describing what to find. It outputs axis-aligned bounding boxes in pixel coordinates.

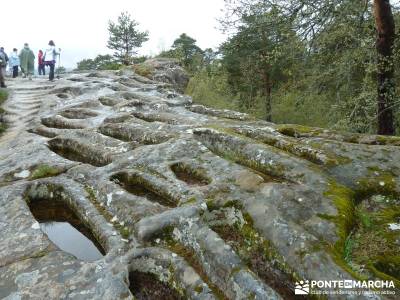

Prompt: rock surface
[0,67,399,299]
[133,58,189,92]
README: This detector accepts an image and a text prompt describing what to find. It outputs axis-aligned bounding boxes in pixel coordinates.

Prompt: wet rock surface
[0,69,399,299]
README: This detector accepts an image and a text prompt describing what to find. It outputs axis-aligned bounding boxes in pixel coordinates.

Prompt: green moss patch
[323,181,356,248]
[0,89,8,135]
[30,165,62,180]
[375,135,400,146]
[355,169,397,201]
[0,89,8,103]
[321,181,367,280]
[323,178,400,284]
[275,124,323,138]
[347,195,400,284]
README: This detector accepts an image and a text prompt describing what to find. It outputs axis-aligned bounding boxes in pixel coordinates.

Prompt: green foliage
[171,33,203,70]
[223,6,304,116]
[76,54,121,71]
[76,59,95,71]
[184,0,400,134]
[158,33,204,73]
[186,68,236,110]
[132,55,148,64]
[344,232,354,264]
[271,88,332,128]
[55,66,66,74]
[107,11,149,65]
[349,195,400,283]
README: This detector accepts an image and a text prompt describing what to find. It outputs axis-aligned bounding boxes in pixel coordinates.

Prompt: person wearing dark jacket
[38,50,45,75]
[0,47,7,88]
[0,47,9,65]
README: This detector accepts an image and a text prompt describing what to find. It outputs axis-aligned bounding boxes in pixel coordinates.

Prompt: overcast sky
[1,0,226,68]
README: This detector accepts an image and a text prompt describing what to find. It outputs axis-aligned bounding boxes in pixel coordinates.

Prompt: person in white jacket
[9,48,20,78]
[43,40,61,81]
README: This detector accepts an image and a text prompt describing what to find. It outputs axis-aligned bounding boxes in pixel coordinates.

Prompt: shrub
[186,70,236,111]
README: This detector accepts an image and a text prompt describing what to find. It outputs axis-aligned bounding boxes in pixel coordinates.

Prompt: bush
[271,89,332,128]
[186,69,236,110]
[76,54,122,71]
[98,63,121,70]
[186,69,336,128]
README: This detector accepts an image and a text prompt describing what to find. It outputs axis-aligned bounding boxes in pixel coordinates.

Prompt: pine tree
[107,12,149,65]
[171,33,204,68]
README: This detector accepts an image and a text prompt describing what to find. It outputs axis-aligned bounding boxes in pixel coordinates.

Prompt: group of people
[0,40,61,88]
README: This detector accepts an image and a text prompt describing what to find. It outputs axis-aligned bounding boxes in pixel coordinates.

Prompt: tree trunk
[373,0,396,135]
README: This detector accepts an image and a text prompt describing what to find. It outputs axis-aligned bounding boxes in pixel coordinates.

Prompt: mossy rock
[133,64,155,79]
[275,124,323,138]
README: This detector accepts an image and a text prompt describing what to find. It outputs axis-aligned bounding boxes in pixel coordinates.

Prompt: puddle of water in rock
[40,221,103,261]
[29,199,105,261]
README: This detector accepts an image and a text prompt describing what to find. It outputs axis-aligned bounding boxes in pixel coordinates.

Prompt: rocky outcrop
[0,68,399,299]
[133,58,189,92]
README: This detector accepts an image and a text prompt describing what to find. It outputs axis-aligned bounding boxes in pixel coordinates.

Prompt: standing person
[0,47,9,79]
[19,43,35,80]
[38,50,45,75]
[0,47,9,66]
[0,48,7,88]
[43,40,61,81]
[9,48,20,78]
